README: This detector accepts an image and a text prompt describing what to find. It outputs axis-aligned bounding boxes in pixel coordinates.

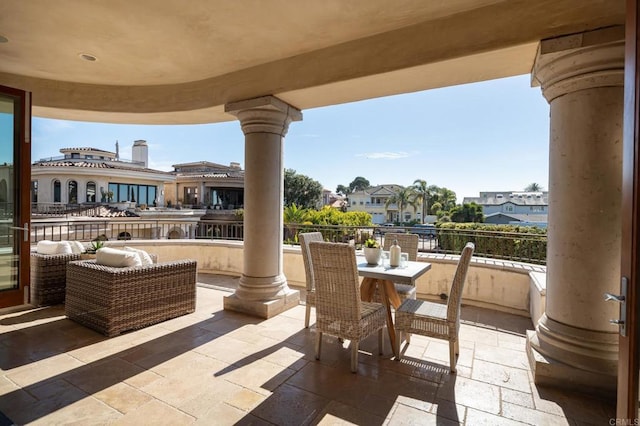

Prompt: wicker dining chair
[380,233,420,301]
[394,242,475,372]
[299,231,324,328]
[309,241,387,373]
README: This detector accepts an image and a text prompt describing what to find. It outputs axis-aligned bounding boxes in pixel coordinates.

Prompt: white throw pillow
[56,241,73,255]
[124,247,154,266]
[36,240,58,255]
[69,241,86,254]
[36,240,73,255]
[95,247,142,267]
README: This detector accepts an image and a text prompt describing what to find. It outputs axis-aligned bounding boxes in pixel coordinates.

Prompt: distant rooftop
[463,191,549,206]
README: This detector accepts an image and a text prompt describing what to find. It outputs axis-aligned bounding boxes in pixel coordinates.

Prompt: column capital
[225,96,302,137]
[532,26,624,103]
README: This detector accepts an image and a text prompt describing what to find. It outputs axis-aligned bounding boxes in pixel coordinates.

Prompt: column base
[223,289,300,319]
[526,330,616,397]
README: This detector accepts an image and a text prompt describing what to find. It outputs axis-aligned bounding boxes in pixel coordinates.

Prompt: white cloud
[357,151,411,160]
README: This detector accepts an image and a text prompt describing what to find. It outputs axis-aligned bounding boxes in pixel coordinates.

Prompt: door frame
[0,84,31,308]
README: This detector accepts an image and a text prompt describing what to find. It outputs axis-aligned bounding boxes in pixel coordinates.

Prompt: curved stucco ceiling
[0,0,625,124]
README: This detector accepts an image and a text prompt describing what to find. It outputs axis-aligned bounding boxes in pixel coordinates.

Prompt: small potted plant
[81,240,104,259]
[363,238,382,265]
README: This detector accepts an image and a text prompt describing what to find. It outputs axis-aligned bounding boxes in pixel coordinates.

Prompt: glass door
[0,85,31,308]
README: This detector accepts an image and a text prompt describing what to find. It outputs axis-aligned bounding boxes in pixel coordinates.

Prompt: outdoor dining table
[356,256,432,358]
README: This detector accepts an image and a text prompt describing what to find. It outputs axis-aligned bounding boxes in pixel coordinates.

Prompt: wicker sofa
[30,252,81,306]
[65,258,197,337]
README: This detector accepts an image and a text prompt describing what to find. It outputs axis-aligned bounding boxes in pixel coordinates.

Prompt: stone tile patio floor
[0,274,615,425]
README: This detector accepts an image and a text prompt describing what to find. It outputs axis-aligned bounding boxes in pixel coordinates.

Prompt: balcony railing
[29,220,547,264]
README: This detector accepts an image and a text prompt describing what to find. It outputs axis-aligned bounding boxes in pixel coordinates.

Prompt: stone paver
[0,274,616,425]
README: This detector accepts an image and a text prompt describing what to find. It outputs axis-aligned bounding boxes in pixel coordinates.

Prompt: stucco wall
[106,239,535,318]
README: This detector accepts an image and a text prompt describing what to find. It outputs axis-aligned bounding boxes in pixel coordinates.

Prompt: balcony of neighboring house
[0,222,614,424]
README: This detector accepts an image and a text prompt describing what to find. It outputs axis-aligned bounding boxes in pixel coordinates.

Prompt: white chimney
[132,140,148,167]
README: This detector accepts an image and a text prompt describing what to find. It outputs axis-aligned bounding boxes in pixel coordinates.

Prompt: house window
[31,180,38,203]
[53,180,61,203]
[86,182,96,203]
[68,180,78,204]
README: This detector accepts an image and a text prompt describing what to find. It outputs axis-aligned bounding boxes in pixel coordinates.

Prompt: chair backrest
[309,241,361,321]
[446,242,475,323]
[383,233,419,261]
[299,232,324,292]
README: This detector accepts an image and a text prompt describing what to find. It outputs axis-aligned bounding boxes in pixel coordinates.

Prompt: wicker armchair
[65,258,197,337]
[309,241,387,373]
[380,233,419,301]
[299,232,324,328]
[30,252,81,306]
[394,242,474,372]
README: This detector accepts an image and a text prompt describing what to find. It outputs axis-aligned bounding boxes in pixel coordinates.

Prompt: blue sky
[31,74,550,203]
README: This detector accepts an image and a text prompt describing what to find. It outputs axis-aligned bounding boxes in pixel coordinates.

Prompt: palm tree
[283,203,308,242]
[385,187,417,225]
[525,182,543,192]
[438,188,457,212]
[411,179,430,224]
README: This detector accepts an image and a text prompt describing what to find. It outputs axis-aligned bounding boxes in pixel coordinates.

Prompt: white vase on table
[364,247,382,265]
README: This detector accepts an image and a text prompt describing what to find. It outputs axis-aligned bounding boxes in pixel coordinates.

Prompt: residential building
[321,189,346,210]
[31,141,173,211]
[347,184,420,224]
[463,191,548,225]
[165,161,244,209]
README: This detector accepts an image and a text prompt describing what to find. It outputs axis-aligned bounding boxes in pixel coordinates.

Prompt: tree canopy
[450,202,484,223]
[525,182,543,192]
[336,176,371,195]
[284,169,323,209]
[349,176,370,192]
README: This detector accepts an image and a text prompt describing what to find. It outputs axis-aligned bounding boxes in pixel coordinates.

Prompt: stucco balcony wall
[104,240,539,319]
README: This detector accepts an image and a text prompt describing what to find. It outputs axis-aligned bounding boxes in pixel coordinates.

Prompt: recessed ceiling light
[0,35,8,43]
[79,53,97,62]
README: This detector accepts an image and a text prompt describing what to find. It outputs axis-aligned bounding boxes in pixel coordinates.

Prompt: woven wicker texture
[382,233,419,261]
[309,241,387,372]
[379,233,420,301]
[65,258,197,337]
[30,252,81,306]
[299,232,324,328]
[395,242,474,371]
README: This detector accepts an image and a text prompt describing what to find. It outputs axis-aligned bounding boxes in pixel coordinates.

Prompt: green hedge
[436,222,547,264]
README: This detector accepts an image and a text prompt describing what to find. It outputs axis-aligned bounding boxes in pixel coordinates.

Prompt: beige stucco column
[222,96,301,318]
[526,27,624,395]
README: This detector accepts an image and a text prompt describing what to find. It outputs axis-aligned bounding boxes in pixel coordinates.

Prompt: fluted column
[526,26,624,395]
[223,96,302,318]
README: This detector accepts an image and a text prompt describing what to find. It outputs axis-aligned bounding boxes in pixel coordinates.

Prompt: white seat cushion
[95,247,142,267]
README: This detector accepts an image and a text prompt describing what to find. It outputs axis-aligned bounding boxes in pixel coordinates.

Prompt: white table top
[356,256,431,285]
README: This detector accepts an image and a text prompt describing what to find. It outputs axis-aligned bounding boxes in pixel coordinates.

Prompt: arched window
[68,180,78,204]
[53,180,61,203]
[86,182,96,203]
[0,179,7,205]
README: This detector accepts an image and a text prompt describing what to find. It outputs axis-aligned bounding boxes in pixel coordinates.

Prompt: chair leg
[315,331,323,360]
[305,305,311,328]
[378,328,384,355]
[455,339,460,355]
[395,329,402,361]
[449,340,457,373]
[351,341,359,373]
